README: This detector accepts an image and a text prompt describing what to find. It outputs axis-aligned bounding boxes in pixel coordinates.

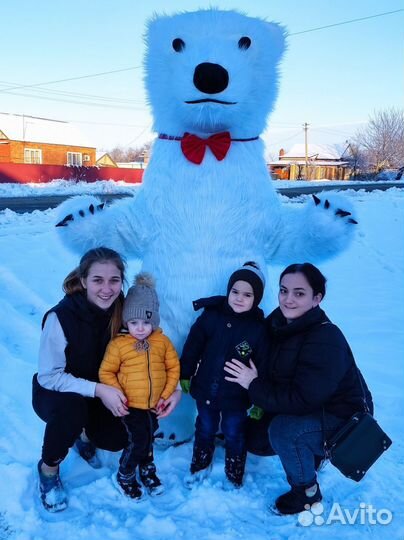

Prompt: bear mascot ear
[259,19,288,64]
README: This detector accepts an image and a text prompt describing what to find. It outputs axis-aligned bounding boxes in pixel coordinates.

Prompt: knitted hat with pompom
[123,272,160,330]
[227,261,266,308]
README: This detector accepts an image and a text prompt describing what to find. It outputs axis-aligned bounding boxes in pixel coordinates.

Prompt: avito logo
[298,502,393,527]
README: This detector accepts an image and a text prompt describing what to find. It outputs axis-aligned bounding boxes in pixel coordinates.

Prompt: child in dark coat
[180,262,269,488]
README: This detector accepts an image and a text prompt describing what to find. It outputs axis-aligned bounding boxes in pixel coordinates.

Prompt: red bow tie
[180,132,231,164]
[158,132,259,165]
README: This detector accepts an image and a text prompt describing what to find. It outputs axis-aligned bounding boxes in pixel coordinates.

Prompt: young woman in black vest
[32,247,181,512]
[224,263,373,515]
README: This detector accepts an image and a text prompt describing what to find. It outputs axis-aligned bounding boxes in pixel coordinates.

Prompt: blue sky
[1,0,403,157]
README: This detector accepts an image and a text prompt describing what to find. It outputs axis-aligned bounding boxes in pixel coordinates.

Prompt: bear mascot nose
[193,62,229,94]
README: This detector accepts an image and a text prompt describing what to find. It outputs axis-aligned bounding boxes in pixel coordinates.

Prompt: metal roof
[0,112,94,148]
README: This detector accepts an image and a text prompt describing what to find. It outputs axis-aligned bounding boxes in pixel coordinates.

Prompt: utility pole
[303,122,309,180]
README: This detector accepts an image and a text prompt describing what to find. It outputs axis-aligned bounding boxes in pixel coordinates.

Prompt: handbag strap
[354,359,370,413]
[320,322,369,458]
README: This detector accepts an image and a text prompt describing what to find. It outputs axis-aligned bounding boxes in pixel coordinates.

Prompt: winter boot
[74,436,102,469]
[274,482,322,515]
[184,445,214,488]
[190,444,214,474]
[139,462,164,496]
[184,465,212,489]
[37,460,68,513]
[115,469,143,500]
[224,452,246,488]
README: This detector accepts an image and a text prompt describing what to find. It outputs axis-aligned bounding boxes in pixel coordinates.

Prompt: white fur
[56,9,357,441]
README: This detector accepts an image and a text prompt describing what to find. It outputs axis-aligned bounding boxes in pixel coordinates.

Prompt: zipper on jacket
[146,348,152,408]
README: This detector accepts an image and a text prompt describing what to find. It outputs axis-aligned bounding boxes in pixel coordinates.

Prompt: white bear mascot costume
[56,9,357,443]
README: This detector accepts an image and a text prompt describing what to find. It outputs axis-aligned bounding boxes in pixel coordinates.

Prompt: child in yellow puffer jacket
[99,273,180,499]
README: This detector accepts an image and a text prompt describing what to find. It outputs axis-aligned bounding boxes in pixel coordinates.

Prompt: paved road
[0,181,402,213]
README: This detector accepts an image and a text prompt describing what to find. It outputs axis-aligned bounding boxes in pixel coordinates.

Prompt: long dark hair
[279,263,327,298]
[63,247,126,337]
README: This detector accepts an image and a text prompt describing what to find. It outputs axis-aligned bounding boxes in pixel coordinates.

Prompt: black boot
[116,470,143,500]
[274,482,322,515]
[224,452,246,488]
[139,462,164,496]
[184,445,214,488]
[74,437,101,469]
[190,444,214,474]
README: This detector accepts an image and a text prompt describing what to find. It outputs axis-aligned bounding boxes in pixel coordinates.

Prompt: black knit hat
[227,262,266,307]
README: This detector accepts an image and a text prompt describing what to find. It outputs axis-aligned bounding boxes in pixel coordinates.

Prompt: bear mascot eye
[238,36,251,50]
[172,38,185,52]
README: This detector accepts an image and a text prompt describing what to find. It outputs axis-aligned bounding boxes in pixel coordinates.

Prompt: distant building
[116,161,146,169]
[0,112,96,166]
[269,143,350,180]
[96,151,118,167]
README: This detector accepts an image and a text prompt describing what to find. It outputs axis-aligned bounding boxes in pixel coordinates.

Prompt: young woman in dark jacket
[32,247,182,512]
[224,263,373,515]
[180,262,270,488]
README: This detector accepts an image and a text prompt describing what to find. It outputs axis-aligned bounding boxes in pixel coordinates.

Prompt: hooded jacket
[248,306,373,419]
[180,295,270,410]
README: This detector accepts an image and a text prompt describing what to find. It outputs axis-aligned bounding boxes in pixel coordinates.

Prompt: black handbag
[325,411,392,481]
[323,368,392,482]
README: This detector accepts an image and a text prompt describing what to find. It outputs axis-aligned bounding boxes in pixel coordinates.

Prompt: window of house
[67,152,82,166]
[24,148,42,164]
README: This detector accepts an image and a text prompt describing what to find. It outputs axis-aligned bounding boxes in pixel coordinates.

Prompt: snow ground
[0,183,403,539]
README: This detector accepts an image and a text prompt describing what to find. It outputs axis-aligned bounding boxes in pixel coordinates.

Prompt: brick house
[0,112,96,166]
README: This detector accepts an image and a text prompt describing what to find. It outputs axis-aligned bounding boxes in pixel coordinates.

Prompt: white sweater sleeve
[37,312,97,397]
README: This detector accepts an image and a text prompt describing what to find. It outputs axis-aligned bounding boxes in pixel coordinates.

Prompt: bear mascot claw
[56,9,357,444]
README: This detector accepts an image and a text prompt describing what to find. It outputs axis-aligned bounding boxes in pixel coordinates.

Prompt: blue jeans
[194,402,247,456]
[269,412,345,487]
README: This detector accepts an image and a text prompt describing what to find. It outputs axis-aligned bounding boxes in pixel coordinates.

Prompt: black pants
[119,408,158,474]
[32,374,128,467]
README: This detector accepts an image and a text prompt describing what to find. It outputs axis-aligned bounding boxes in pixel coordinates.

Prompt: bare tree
[340,142,368,178]
[354,108,404,172]
[108,146,126,162]
[108,142,152,163]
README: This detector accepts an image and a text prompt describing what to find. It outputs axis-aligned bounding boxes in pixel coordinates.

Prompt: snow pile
[0,187,402,539]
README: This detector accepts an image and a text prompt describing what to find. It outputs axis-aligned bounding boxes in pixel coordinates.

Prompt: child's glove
[249,405,264,420]
[180,379,191,394]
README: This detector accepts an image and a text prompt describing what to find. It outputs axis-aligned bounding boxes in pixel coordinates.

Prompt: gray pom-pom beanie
[123,272,160,330]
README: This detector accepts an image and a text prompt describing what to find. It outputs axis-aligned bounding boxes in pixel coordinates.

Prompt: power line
[72,120,150,128]
[313,127,359,138]
[0,90,145,110]
[1,9,400,97]
[289,9,404,36]
[123,124,154,147]
[266,131,303,147]
[0,66,141,94]
[0,80,142,104]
